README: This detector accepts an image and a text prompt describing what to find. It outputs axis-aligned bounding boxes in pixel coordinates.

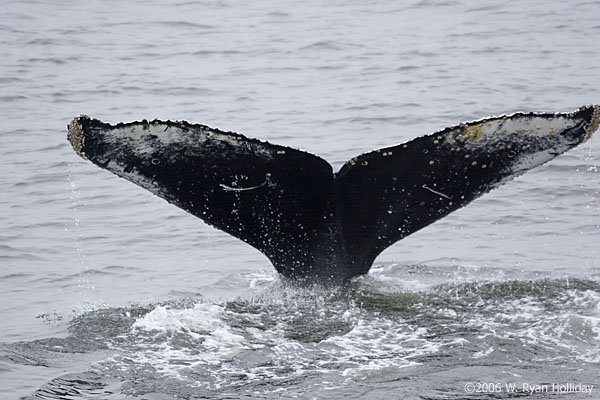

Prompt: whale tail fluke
[68,105,599,284]
[68,116,336,281]
[335,105,599,268]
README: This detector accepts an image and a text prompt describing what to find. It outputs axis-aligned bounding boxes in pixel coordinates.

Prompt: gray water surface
[1,0,600,399]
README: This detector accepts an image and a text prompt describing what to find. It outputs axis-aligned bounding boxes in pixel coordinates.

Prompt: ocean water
[1,0,600,399]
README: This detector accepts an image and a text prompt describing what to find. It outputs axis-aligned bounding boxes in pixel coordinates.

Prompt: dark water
[1,0,600,398]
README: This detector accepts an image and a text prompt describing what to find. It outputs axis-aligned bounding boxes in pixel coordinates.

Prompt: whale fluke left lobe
[68,115,338,282]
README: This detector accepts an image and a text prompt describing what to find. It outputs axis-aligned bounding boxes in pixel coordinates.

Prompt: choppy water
[1,0,600,399]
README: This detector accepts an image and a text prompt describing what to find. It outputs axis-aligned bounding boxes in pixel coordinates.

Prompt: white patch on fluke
[510,149,557,174]
[92,120,275,163]
[453,114,579,151]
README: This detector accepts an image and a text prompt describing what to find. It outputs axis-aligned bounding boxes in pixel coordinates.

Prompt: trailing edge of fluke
[68,105,599,284]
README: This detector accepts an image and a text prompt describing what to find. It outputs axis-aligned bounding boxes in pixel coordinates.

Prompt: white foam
[135,303,244,343]
[95,277,600,391]
[472,346,494,359]
[322,317,442,380]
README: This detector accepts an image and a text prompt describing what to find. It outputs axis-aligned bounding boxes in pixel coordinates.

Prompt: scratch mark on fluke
[422,184,452,200]
[220,181,267,192]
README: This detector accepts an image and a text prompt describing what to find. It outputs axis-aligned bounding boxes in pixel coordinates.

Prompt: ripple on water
[6,271,599,399]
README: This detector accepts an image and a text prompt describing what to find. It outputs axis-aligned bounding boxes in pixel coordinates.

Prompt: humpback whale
[68,105,599,284]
